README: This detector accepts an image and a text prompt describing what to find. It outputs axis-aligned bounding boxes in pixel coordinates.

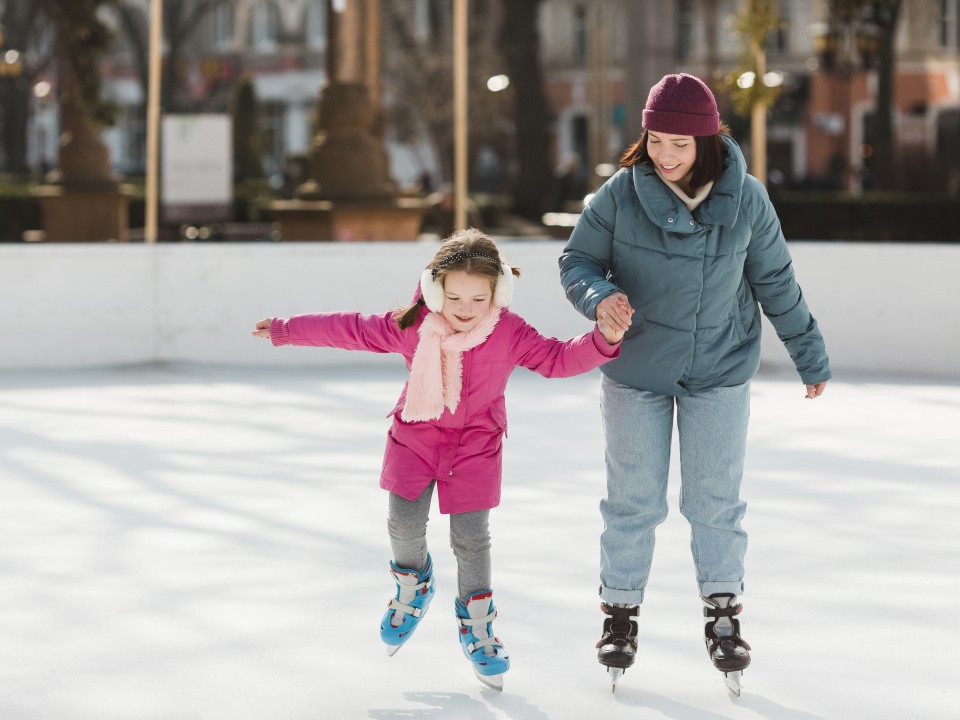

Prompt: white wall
[2,241,958,379]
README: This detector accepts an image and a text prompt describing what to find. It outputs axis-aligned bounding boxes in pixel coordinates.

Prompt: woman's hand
[252,318,272,339]
[805,381,828,399]
[596,293,634,335]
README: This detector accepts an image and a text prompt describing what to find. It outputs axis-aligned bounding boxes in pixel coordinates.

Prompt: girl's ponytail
[393,297,425,329]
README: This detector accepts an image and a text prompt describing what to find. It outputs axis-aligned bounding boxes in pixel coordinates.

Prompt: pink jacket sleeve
[270,311,410,354]
[509,317,620,378]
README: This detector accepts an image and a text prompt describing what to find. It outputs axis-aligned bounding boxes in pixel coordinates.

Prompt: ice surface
[1,363,958,720]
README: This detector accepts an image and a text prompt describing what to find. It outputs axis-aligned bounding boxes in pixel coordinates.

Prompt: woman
[559,73,830,693]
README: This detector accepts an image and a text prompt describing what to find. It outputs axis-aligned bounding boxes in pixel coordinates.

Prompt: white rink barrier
[2,240,958,379]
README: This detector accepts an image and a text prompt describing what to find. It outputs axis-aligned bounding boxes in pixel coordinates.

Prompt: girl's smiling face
[441,270,495,332]
[647,131,697,188]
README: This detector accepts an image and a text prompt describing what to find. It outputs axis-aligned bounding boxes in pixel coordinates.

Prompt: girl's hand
[805,381,828,399]
[596,292,634,335]
[598,316,625,345]
[252,318,273,339]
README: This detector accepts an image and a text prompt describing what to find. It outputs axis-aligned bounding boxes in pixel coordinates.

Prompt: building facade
[539,0,960,194]
[16,1,960,198]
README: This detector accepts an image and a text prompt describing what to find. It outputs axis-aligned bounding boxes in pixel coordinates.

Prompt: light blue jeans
[599,375,751,605]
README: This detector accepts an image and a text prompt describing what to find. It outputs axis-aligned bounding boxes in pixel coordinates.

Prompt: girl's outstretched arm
[252,318,272,339]
[253,311,411,354]
[509,316,620,378]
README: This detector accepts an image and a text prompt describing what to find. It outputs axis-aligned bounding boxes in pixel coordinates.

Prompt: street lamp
[486,74,510,93]
[0,49,23,76]
[0,34,26,175]
[33,80,55,180]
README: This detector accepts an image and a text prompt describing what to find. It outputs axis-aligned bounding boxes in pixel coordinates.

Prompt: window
[611,5,627,62]
[306,0,326,50]
[211,3,234,51]
[121,104,147,174]
[413,0,430,42]
[573,4,587,66]
[942,0,960,48]
[770,0,790,55]
[677,0,694,61]
[251,2,280,52]
[260,101,287,178]
[717,0,740,60]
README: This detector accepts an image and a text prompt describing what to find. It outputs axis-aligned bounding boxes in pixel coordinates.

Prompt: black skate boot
[596,603,639,691]
[702,593,751,695]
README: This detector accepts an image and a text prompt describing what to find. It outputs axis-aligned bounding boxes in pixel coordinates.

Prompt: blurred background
[0,0,958,244]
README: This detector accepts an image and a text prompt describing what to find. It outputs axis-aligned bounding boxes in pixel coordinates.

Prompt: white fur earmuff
[419,268,445,312]
[493,263,514,307]
[419,263,514,313]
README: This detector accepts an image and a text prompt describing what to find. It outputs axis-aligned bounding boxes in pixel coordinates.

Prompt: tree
[114,0,231,113]
[381,0,512,190]
[0,0,53,174]
[499,0,551,220]
[820,0,902,191]
[0,0,116,177]
[41,0,117,127]
[31,0,131,243]
[38,0,119,185]
[231,75,265,182]
[863,0,902,191]
[723,0,783,185]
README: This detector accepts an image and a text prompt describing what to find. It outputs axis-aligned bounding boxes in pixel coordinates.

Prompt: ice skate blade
[724,670,743,696]
[607,667,624,692]
[474,668,503,692]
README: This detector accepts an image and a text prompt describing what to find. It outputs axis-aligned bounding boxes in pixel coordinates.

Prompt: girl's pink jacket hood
[271,306,619,514]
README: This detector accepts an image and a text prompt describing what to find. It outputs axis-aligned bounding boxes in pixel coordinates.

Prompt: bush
[771,191,960,243]
[0,176,40,242]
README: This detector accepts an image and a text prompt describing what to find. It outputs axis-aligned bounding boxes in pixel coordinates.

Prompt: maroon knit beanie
[642,73,720,137]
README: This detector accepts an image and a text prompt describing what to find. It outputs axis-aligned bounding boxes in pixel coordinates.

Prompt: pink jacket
[270,307,619,514]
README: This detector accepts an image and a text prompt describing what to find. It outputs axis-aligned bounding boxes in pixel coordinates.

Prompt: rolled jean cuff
[699,581,744,598]
[599,585,645,605]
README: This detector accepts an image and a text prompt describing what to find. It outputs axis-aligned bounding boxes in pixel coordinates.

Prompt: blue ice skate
[380,554,435,656]
[455,589,510,691]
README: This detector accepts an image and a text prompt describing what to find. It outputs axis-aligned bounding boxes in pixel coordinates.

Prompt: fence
[2,240,958,379]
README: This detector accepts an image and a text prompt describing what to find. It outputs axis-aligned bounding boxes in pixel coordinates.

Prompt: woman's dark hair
[619,121,732,191]
[393,228,521,329]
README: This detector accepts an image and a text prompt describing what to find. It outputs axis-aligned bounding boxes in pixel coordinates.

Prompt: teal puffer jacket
[560,135,831,395]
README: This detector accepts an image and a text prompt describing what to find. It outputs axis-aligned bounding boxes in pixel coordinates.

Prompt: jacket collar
[629,134,746,231]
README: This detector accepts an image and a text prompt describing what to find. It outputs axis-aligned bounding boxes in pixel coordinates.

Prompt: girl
[253,229,622,690]
[559,73,831,694]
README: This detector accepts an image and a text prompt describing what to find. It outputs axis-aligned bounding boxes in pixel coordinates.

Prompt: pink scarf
[401,309,501,422]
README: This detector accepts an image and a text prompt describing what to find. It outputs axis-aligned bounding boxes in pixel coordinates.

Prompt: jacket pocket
[729,306,747,346]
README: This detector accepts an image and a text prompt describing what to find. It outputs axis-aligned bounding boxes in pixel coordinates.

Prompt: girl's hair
[394,228,522,329]
[619,121,732,190]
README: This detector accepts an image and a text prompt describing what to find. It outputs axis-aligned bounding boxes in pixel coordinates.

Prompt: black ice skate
[596,603,639,691]
[702,593,751,696]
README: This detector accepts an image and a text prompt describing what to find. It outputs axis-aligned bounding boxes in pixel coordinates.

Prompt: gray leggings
[387,482,491,600]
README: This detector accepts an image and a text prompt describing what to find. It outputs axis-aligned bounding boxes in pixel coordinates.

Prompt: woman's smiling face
[647,131,697,187]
